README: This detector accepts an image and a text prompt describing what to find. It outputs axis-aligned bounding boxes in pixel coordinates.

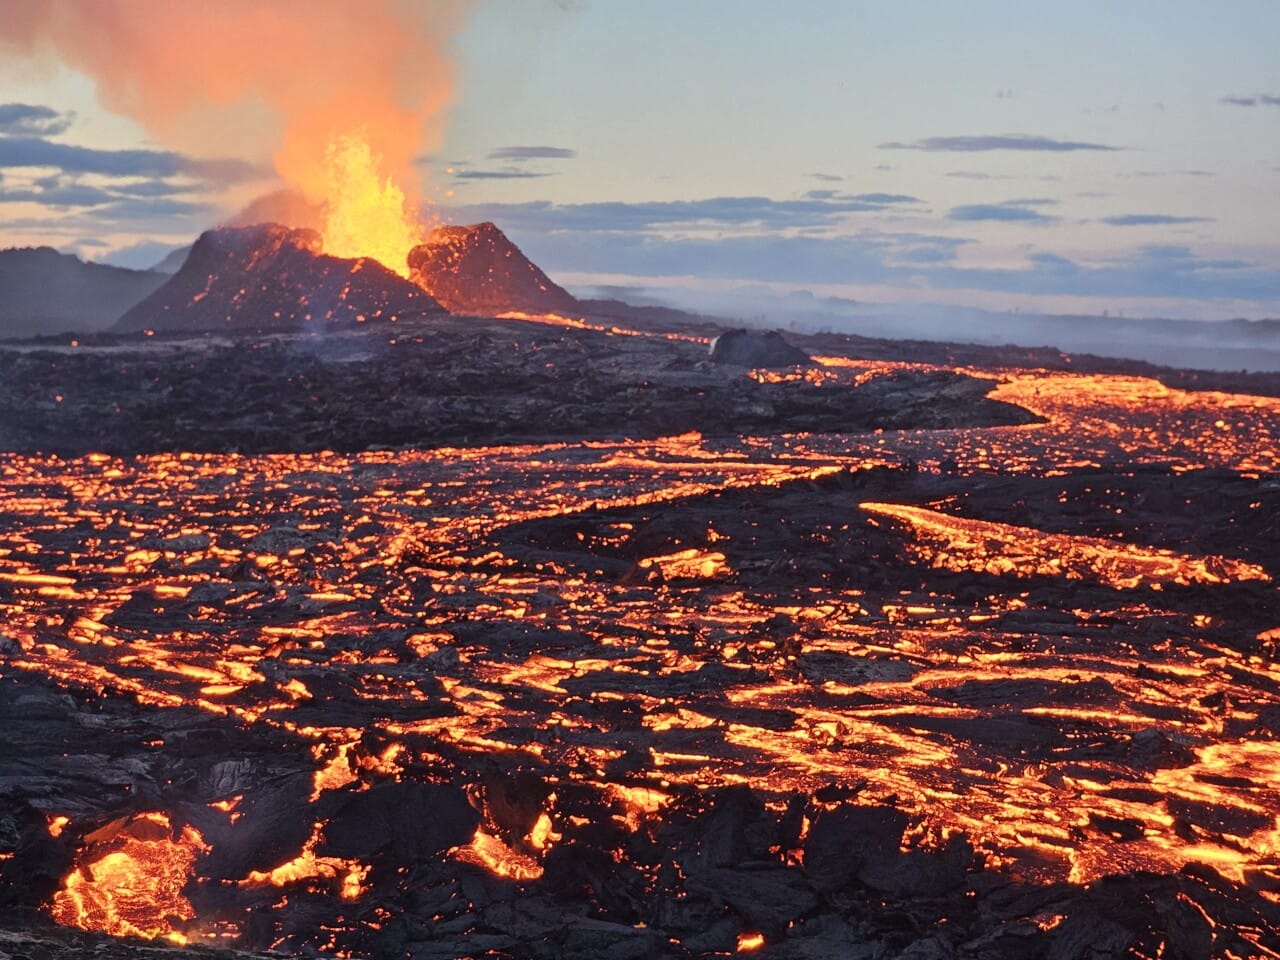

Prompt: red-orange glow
[50,813,206,943]
[242,823,369,901]
[860,501,1270,588]
[1,2,470,258]
[452,830,544,881]
[3,359,1278,944]
[311,742,359,800]
[738,932,766,950]
[322,132,423,275]
[640,547,730,580]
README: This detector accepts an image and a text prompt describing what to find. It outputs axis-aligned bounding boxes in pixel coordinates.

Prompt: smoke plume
[0,0,473,204]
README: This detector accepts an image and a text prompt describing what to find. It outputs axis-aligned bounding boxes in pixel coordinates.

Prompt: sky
[2,0,1279,321]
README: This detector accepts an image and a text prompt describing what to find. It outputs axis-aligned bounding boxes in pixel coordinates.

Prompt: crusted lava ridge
[114,224,444,334]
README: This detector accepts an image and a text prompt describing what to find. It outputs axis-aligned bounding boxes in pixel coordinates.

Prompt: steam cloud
[0,0,474,205]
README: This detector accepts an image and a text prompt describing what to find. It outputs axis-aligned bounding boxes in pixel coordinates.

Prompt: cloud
[948,198,1059,223]
[920,244,1280,301]
[443,193,922,234]
[880,134,1122,152]
[810,172,843,182]
[453,168,556,180]
[1221,94,1280,107]
[0,102,74,137]
[0,181,118,207]
[1099,214,1214,227]
[487,145,576,160]
[848,192,920,204]
[443,196,1280,306]
[0,135,263,182]
[1120,169,1216,179]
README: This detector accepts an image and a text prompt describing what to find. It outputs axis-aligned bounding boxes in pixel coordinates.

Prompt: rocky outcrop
[114,224,443,334]
[709,328,810,367]
[408,221,580,317]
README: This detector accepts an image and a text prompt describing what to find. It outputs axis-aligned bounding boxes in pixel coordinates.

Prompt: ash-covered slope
[115,224,444,333]
[408,221,580,317]
[0,247,168,337]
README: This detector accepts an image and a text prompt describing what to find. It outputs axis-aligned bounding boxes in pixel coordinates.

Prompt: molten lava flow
[322,132,423,276]
[50,813,206,943]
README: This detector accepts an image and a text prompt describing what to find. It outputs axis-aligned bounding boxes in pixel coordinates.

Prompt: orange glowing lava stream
[859,501,1271,588]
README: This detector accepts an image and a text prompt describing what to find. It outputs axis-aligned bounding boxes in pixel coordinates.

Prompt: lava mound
[709,328,810,367]
[114,223,444,333]
[408,221,580,317]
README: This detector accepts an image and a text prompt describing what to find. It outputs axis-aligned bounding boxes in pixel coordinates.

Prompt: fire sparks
[322,132,423,276]
[49,813,206,943]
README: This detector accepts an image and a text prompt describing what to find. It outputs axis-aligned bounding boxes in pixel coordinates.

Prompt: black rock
[318,781,477,862]
[708,328,810,367]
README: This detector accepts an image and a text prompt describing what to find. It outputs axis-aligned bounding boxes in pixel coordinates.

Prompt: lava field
[0,316,1278,959]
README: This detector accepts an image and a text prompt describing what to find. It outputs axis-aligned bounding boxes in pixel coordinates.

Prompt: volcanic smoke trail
[0,0,475,271]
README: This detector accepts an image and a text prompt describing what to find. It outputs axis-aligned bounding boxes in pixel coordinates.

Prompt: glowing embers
[860,501,1270,588]
[50,812,206,943]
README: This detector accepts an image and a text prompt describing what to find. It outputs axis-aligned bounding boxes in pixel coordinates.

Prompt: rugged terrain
[0,311,1278,959]
[0,316,1033,456]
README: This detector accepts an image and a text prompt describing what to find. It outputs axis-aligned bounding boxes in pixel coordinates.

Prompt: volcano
[408,221,581,317]
[114,224,443,334]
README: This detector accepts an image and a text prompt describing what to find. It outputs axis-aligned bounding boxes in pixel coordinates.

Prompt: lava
[1,341,1278,955]
[322,132,423,276]
[49,813,206,943]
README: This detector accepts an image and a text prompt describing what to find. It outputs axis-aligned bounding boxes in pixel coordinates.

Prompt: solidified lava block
[114,223,445,333]
[407,221,581,317]
[708,328,811,367]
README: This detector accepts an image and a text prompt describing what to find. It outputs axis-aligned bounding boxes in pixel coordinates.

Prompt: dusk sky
[2,0,1279,320]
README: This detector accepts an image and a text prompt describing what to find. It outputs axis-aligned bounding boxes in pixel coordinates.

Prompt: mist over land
[573,281,1280,373]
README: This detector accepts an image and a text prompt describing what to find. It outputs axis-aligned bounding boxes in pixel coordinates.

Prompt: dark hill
[115,224,444,334]
[0,247,168,337]
[408,221,580,317]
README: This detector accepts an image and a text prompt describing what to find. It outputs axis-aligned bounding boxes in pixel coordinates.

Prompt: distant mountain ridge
[0,246,169,338]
